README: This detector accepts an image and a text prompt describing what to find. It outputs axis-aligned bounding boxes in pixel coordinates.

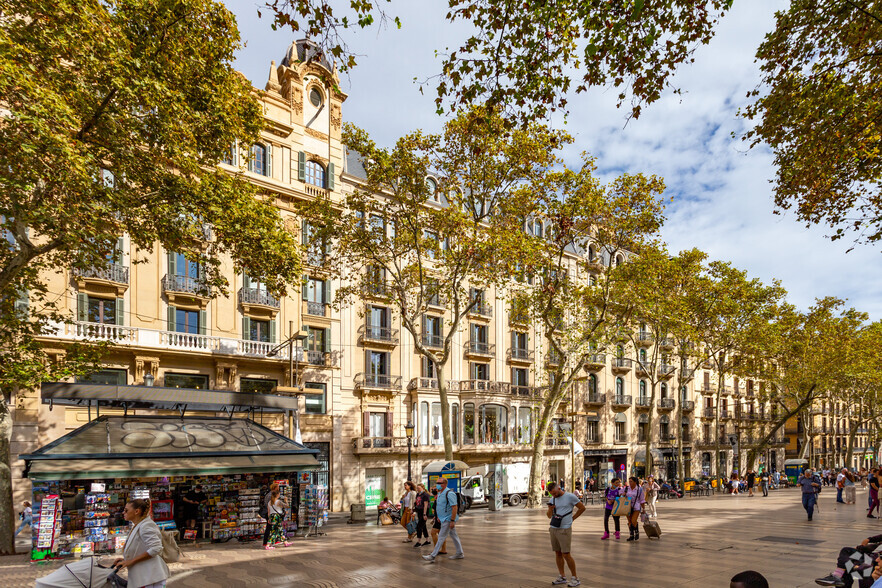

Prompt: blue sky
[228,0,881,320]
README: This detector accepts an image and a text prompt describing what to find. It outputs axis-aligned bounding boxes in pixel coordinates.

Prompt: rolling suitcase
[641,512,661,539]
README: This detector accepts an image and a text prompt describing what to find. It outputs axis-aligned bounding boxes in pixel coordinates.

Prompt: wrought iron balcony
[659,337,675,348]
[637,332,654,345]
[359,324,399,345]
[511,385,536,397]
[422,333,444,349]
[612,357,632,372]
[702,407,716,418]
[584,353,606,370]
[585,392,605,406]
[681,400,695,411]
[304,301,328,317]
[508,347,534,362]
[468,302,493,318]
[306,350,332,366]
[74,263,129,285]
[657,363,676,378]
[238,287,279,309]
[355,373,402,390]
[460,379,506,394]
[162,274,209,297]
[611,395,632,407]
[658,398,675,410]
[466,340,495,357]
[635,397,652,409]
[585,434,603,445]
[720,409,730,420]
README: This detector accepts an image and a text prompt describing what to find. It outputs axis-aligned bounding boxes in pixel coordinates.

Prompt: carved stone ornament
[292,86,303,115]
[330,103,342,130]
[305,127,329,141]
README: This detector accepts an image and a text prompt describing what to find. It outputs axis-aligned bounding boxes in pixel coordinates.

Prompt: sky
[228,1,881,320]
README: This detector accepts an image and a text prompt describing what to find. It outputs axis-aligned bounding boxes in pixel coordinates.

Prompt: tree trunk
[436,365,453,461]
[0,391,16,555]
[713,370,723,487]
[644,383,657,479]
[527,387,563,508]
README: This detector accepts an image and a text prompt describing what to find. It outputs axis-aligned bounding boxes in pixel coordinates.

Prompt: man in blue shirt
[798,468,821,521]
[422,476,464,562]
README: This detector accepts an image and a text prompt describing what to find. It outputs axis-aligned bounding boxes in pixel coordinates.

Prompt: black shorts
[432,519,441,530]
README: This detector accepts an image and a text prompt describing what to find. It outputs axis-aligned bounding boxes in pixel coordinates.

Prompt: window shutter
[269,319,277,343]
[327,162,335,190]
[363,412,370,437]
[267,144,273,177]
[298,151,306,181]
[242,316,251,340]
[301,219,309,245]
[243,273,251,289]
[77,293,88,322]
[322,328,330,352]
[385,411,393,438]
[323,279,330,303]
[302,276,309,301]
[232,139,239,166]
[115,298,125,325]
[198,309,207,335]
[115,237,124,264]
[14,289,29,315]
[167,305,176,331]
[167,252,176,276]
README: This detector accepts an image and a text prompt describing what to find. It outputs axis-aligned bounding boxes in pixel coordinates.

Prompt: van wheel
[508,494,522,507]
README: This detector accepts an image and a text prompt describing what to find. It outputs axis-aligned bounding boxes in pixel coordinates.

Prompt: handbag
[611,495,632,517]
[549,496,572,528]
[406,519,417,535]
[380,512,394,526]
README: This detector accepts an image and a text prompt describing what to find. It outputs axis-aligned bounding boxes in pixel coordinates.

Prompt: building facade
[10,41,787,512]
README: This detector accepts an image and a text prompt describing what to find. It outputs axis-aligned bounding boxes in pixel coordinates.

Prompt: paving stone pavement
[4,487,877,587]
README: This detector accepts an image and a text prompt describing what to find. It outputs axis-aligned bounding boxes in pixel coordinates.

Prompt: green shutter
[198,309,207,335]
[302,275,309,301]
[301,219,309,245]
[243,273,251,289]
[232,139,239,166]
[269,319,277,344]
[322,328,330,352]
[323,279,330,303]
[115,298,125,325]
[167,252,176,276]
[327,162,335,190]
[167,305,176,332]
[115,237,124,264]
[298,151,306,181]
[77,293,88,322]
[242,316,251,340]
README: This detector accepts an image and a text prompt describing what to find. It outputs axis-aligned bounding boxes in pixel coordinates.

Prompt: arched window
[588,374,597,395]
[250,144,268,176]
[305,161,326,187]
[639,348,647,362]
[478,404,508,444]
[639,380,647,399]
[616,344,624,359]
[615,254,624,266]
[638,413,648,424]
[616,377,624,397]
[588,244,596,261]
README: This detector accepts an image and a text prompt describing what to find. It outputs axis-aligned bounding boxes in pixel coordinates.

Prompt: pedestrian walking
[429,487,447,555]
[837,468,847,504]
[112,499,170,588]
[262,482,277,548]
[773,470,781,489]
[625,476,646,542]
[13,501,32,537]
[422,476,464,562]
[760,470,769,497]
[265,483,291,549]
[799,467,821,521]
[746,470,756,497]
[868,468,880,519]
[642,476,660,518]
[601,478,623,540]
[400,481,417,542]
[412,483,431,547]
[546,482,585,587]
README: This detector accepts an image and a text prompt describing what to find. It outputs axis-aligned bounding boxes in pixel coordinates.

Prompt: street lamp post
[405,420,415,482]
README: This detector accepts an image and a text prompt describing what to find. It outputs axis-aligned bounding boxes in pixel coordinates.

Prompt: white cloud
[228,0,881,320]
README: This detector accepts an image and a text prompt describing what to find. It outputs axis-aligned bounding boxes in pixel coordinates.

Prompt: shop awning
[21,415,319,481]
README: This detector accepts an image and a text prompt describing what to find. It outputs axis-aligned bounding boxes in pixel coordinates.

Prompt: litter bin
[350,503,366,523]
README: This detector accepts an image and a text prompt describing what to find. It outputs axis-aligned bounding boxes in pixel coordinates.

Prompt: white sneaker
[568,578,581,587]
[552,577,567,585]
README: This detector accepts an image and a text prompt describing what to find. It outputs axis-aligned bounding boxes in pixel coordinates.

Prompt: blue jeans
[14,515,32,537]
[802,493,817,518]
[837,487,844,502]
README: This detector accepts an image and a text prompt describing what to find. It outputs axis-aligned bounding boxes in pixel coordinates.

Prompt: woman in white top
[400,481,417,542]
[265,484,291,549]
[113,499,169,588]
[642,476,660,518]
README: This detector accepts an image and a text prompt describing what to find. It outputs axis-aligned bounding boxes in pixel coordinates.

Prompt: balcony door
[77,294,121,325]
[170,252,200,279]
[366,350,390,385]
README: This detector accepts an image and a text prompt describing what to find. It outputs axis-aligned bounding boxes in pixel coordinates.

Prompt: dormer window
[305,161,325,187]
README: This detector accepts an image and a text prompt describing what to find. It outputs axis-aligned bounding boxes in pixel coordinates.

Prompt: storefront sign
[582,449,627,457]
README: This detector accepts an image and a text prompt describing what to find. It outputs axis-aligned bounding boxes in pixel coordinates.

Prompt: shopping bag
[380,513,394,526]
[611,495,632,517]
[406,519,417,535]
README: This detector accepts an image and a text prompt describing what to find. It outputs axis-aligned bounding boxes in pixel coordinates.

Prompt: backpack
[160,528,182,563]
[453,491,467,516]
[258,490,270,520]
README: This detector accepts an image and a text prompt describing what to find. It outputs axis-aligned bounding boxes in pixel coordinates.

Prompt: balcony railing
[720,409,730,419]
[611,395,632,407]
[681,400,695,411]
[304,301,328,317]
[658,398,675,410]
[612,357,632,371]
[585,434,603,445]
[422,333,444,349]
[409,377,439,390]
[67,321,137,342]
[659,337,675,348]
[468,302,493,318]
[460,379,506,394]
[702,407,715,418]
[467,340,495,356]
[614,435,628,444]
[546,351,562,365]
[585,353,606,369]
[306,350,331,366]
[508,347,534,362]
[363,283,389,298]
[360,324,399,344]
[657,364,675,377]
[74,263,129,285]
[238,287,279,308]
[637,332,654,344]
[585,392,605,405]
[635,397,652,408]
[162,274,209,297]
[356,373,402,390]
[511,385,535,397]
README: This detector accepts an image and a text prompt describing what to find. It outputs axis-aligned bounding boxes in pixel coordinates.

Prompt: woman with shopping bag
[624,477,646,542]
[400,481,417,542]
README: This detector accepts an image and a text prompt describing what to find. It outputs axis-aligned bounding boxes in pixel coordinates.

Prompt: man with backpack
[422,476,464,562]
